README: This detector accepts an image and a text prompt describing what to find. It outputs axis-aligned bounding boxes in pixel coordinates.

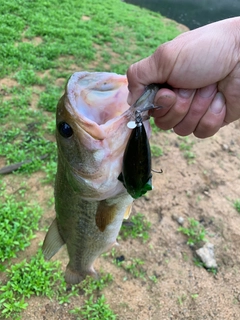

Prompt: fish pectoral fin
[95,201,117,232]
[42,218,65,260]
[124,203,132,219]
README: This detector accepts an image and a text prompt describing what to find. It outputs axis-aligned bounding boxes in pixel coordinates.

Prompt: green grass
[0,87,57,177]
[0,250,78,319]
[0,0,180,179]
[150,144,163,157]
[193,258,218,275]
[233,199,240,213]
[38,85,63,112]
[0,253,115,319]
[69,274,116,320]
[0,0,180,78]
[80,273,114,295]
[178,218,207,246]
[0,181,42,263]
[123,258,146,279]
[0,128,57,176]
[178,136,196,163]
[112,255,146,280]
[70,295,117,320]
[113,255,158,283]
[178,219,218,275]
[0,0,181,318]
[119,213,151,243]
[149,117,162,134]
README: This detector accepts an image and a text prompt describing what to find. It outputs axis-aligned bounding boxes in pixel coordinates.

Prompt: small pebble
[186,190,193,197]
[221,144,229,151]
[196,242,217,269]
[177,216,184,225]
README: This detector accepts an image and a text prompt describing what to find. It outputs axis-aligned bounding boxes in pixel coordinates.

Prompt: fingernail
[157,93,174,100]
[178,89,194,98]
[199,84,216,98]
[209,92,225,114]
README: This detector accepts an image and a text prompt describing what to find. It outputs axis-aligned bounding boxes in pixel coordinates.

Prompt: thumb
[127,55,165,105]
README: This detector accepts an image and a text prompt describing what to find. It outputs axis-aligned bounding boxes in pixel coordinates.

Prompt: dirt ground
[13,117,239,320]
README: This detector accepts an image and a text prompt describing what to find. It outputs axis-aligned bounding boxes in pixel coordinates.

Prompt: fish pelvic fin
[123,203,132,219]
[65,264,98,284]
[42,218,65,260]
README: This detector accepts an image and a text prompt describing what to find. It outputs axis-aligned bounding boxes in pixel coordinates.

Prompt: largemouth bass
[42,71,153,284]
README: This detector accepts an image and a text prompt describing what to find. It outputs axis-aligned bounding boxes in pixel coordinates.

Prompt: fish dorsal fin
[95,201,117,232]
[124,203,132,219]
[42,218,65,260]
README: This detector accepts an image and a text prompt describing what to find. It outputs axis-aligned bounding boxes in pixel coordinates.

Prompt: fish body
[42,71,151,284]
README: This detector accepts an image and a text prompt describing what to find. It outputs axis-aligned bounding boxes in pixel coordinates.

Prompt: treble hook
[151,168,163,174]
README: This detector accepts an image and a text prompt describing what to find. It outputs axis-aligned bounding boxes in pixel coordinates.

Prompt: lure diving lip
[129,84,161,121]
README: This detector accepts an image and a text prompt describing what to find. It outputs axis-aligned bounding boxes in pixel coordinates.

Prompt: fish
[42,71,153,284]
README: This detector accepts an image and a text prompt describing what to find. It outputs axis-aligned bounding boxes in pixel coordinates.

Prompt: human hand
[127,17,240,138]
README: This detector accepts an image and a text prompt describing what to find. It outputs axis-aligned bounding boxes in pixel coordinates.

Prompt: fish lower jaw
[79,183,128,201]
[65,264,98,284]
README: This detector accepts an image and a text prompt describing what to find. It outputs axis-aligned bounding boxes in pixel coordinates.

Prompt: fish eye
[58,122,73,138]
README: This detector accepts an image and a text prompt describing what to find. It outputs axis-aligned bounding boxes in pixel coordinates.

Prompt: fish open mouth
[67,72,130,126]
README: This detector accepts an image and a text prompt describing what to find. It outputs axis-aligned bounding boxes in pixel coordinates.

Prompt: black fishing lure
[118,110,152,199]
[118,83,164,199]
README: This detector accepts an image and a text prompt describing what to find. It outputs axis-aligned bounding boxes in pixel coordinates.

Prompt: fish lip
[66,71,129,125]
[60,94,132,142]
[60,97,107,140]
